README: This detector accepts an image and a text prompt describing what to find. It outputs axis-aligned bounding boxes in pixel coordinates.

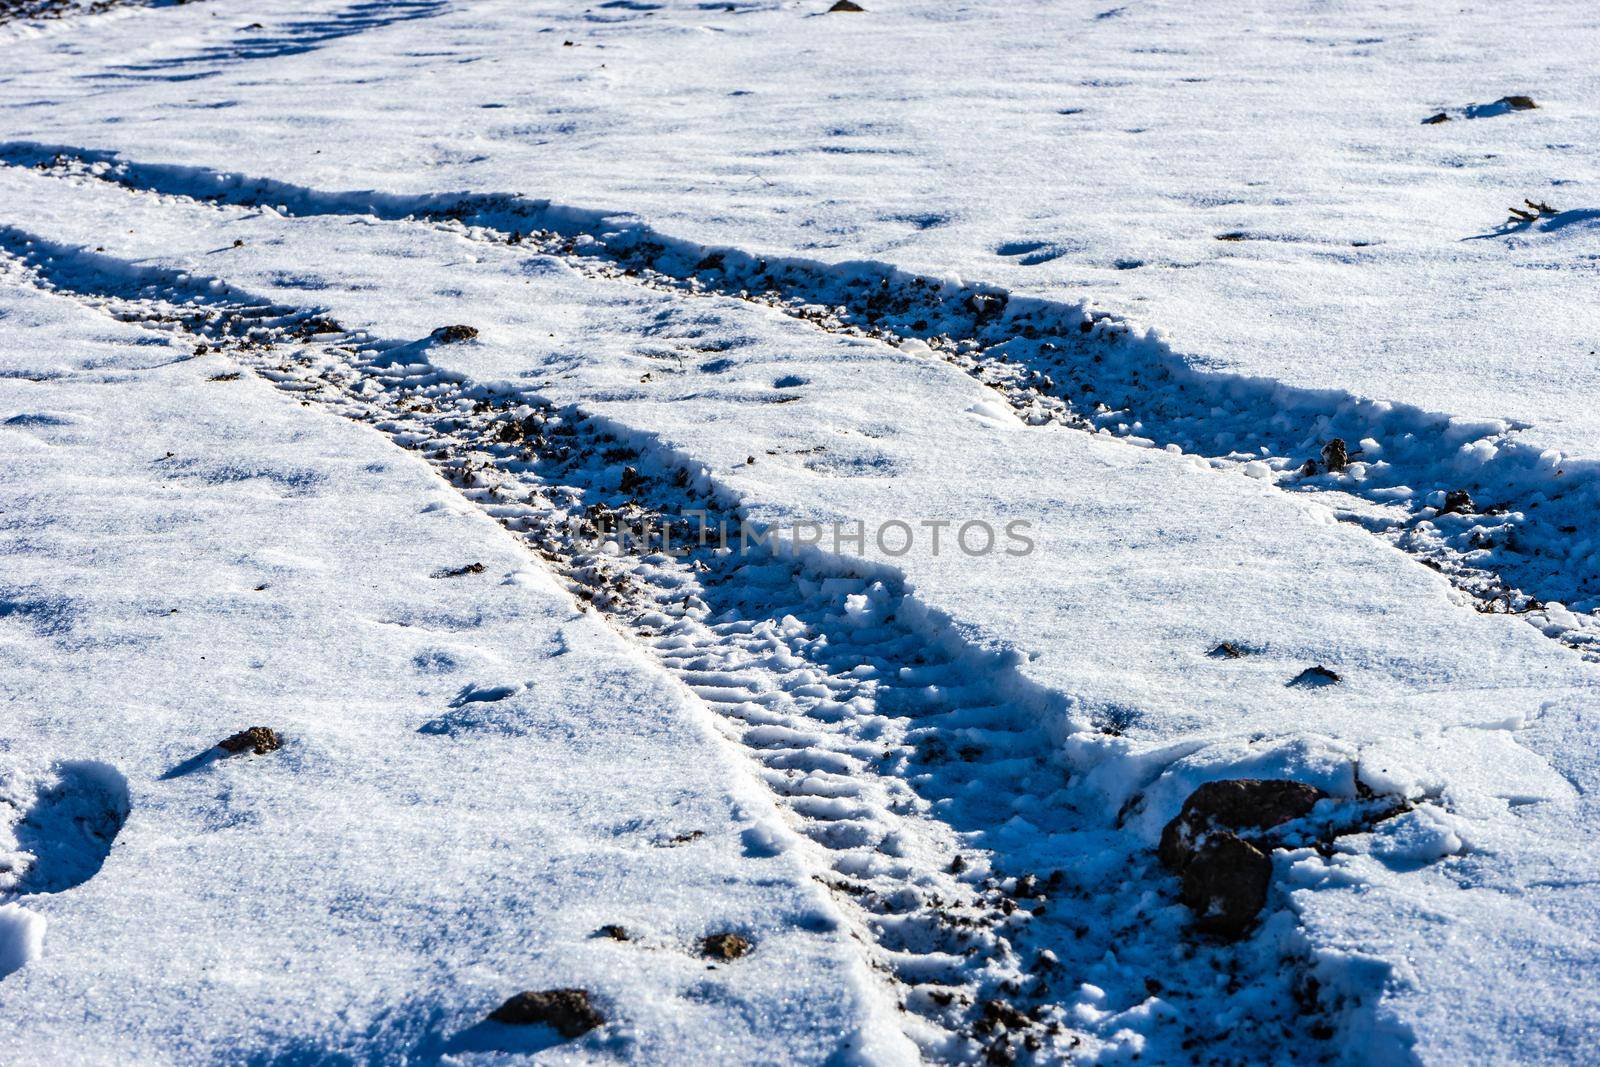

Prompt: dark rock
[218,726,281,756]
[695,252,726,271]
[1209,641,1245,659]
[1289,665,1341,688]
[619,466,645,494]
[435,562,486,578]
[827,0,865,10]
[1158,778,1326,871]
[431,324,480,344]
[1179,832,1273,937]
[1439,489,1475,515]
[1299,458,1319,477]
[597,924,630,941]
[701,932,751,960]
[1422,112,1451,124]
[488,989,604,1037]
[1500,94,1537,110]
[1320,438,1348,472]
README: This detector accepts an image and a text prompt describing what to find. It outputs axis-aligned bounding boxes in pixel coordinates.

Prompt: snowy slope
[2,1,1600,1064]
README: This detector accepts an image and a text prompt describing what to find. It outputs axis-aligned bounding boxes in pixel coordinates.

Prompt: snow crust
[2,0,1599,1062]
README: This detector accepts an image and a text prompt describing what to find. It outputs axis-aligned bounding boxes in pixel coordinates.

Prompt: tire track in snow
[2,143,1595,658]
[0,226,1395,1065]
[79,0,448,80]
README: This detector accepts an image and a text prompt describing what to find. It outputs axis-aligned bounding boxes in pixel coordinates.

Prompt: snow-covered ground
[2,1,1598,1064]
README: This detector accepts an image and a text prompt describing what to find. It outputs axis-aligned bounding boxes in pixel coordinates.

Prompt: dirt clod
[1440,489,1476,515]
[827,0,865,10]
[431,324,480,343]
[1320,438,1348,472]
[488,989,604,1037]
[620,466,645,493]
[701,932,752,960]
[597,924,630,941]
[218,726,281,756]
[1422,112,1450,124]
[1209,641,1245,659]
[435,562,485,578]
[1500,94,1537,110]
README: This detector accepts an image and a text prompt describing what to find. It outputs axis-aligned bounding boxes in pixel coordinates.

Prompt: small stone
[1320,438,1348,472]
[597,924,630,941]
[1422,112,1450,124]
[1209,641,1245,659]
[828,0,865,10]
[488,989,604,1037]
[1289,665,1341,688]
[620,466,645,493]
[218,726,281,756]
[430,324,480,343]
[701,932,751,960]
[1439,489,1475,515]
[1180,832,1273,937]
[1500,94,1537,110]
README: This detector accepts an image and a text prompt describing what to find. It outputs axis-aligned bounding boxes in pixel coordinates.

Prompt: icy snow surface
[1,0,1599,1064]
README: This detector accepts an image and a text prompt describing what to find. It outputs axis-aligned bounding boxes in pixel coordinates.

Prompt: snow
[0,282,906,1063]
[1,0,1599,1063]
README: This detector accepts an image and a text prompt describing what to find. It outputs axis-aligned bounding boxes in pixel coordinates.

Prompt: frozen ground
[1,1,1598,1064]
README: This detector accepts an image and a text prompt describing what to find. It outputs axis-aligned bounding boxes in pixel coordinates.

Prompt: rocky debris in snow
[430,324,479,343]
[619,466,645,494]
[975,997,1031,1034]
[1289,665,1341,688]
[1320,437,1348,473]
[1159,778,1327,937]
[1498,94,1537,110]
[289,316,342,339]
[487,989,604,1037]
[701,932,752,960]
[827,0,865,11]
[1209,641,1246,659]
[1439,489,1476,515]
[596,924,630,941]
[1422,111,1450,124]
[433,562,485,578]
[218,726,282,756]
[207,371,241,382]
